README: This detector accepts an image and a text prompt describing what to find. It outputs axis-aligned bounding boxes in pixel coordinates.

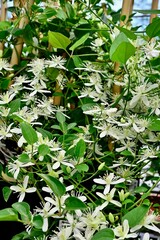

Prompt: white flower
[79,206,107,234]
[113,219,138,239]
[0,91,15,104]
[24,83,51,96]
[52,150,74,170]
[0,58,13,73]
[50,227,72,240]
[94,173,125,194]
[27,58,46,77]
[10,175,36,202]
[8,159,35,179]
[46,55,67,70]
[96,188,122,209]
[0,123,13,140]
[35,201,57,232]
[84,73,103,93]
[130,210,160,234]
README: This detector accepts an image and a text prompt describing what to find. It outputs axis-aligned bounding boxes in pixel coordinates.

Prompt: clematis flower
[96,188,122,210]
[94,173,125,194]
[130,210,160,234]
[113,219,138,239]
[10,175,36,202]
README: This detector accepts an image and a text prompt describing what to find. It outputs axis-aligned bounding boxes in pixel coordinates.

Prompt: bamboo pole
[0,0,7,51]
[108,0,134,151]
[10,0,34,66]
[150,0,159,23]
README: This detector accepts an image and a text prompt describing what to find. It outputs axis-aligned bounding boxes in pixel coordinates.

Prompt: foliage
[0,0,160,239]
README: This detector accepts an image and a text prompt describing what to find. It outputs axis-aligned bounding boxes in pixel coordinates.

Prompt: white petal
[19,192,25,202]
[93,178,106,185]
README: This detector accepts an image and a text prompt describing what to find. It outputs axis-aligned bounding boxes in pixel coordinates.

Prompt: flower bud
[109,212,114,223]
[98,162,105,171]
[66,166,71,173]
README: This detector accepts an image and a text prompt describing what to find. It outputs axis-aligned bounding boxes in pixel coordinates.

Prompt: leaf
[72,55,83,67]
[48,31,71,50]
[148,117,160,131]
[20,122,38,145]
[2,186,12,202]
[32,215,43,229]
[75,139,86,159]
[38,174,66,197]
[122,204,149,227]
[110,32,136,64]
[146,18,160,38]
[118,27,137,40]
[134,9,160,14]
[12,202,32,223]
[38,144,50,156]
[36,127,53,140]
[65,2,75,19]
[69,33,90,51]
[76,163,89,172]
[56,111,66,124]
[91,228,114,240]
[9,98,21,114]
[18,153,30,163]
[11,231,29,240]
[65,196,87,210]
[0,21,11,31]
[0,208,18,221]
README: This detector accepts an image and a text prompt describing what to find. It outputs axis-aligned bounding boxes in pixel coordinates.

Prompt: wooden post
[0,0,7,51]
[109,0,134,151]
[10,0,34,66]
[150,0,159,23]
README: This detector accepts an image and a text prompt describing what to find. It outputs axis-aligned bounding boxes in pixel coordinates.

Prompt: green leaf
[70,33,90,51]
[38,174,66,197]
[33,215,43,229]
[0,21,11,31]
[12,202,32,223]
[56,111,66,123]
[148,117,160,131]
[122,204,149,227]
[134,9,160,14]
[67,122,77,130]
[134,186,148,193]
[18,153,30,163]
[48,31,71,50]
[20,122,38,145]
[36,127,53,140]
[2,186,12,202]
[146,18,160,38]
[110,32,136,64]
[9,98,21,114]
[118,27,137,40]
[75,139,86,159]
[76,163,89,172]
[65,2,75,18]
[38,144,50,156]
[65,196,87,210]
[72,55,83,67]
[11,231,29,240]
[91,228,114,240]
[0,208,18,221]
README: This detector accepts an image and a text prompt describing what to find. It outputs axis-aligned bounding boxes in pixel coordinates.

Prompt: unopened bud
[98,162,105,171]
[108,212,114,223]
[66,166,71,173]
